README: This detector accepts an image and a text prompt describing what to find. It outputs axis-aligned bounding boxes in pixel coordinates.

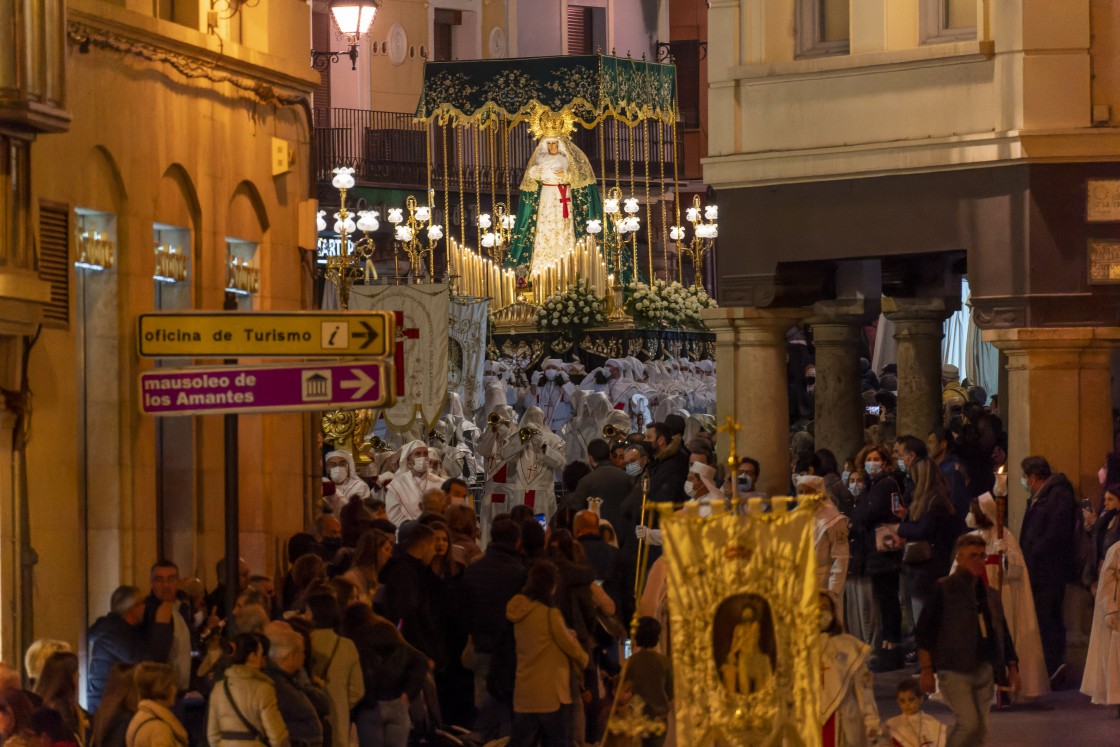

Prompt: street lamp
[311,0,381,71]
[591,186,641,320]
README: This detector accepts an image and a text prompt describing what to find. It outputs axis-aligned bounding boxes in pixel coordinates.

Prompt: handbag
[874,523,905,552]
[902,540,933,565]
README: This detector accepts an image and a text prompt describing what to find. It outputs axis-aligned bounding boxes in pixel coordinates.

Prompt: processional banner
[449,297,489,414]
[348,284,449,431]
[659,501,821,747]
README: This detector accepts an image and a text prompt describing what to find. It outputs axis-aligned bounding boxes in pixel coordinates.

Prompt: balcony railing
[314,108,678,192]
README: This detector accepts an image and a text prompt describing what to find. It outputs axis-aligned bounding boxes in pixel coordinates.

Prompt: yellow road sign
[137,311,394,358]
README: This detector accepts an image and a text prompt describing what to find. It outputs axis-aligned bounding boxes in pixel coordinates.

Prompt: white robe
[819,633,881,747]
[1082,540,1120,704]
[884,713,947,747]
[384,469,444,525]
[501,429,566,516]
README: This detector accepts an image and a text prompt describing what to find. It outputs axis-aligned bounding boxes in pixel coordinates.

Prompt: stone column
[985,327,1120,533]
[883,298,954,442]
[809,301,866,464]
[703,306,808,499]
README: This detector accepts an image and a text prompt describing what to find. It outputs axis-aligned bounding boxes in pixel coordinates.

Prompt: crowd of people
[2,347,1119,747]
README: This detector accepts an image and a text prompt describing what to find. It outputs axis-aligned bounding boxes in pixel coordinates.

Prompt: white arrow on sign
[340,368,375,400]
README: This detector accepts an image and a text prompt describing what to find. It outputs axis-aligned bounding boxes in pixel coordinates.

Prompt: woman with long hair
[125,662,188,747]
[34,651,87,745]
[0,688,37,747]
[206,633,289,746]
[428,519,474,727]
[852,444,905,671]
[90,663,138,747]
[894,437,957,625]
[506,560,590,747]
[343,528,394,603]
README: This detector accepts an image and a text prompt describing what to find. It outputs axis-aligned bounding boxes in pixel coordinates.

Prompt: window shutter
[567,7,592,54]
[37,201,70,330]
[312,9,332,122]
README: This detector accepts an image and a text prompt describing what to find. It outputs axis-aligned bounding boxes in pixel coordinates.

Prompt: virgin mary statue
[507,111,602,280]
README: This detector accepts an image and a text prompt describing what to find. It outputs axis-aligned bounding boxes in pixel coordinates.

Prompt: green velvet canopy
[414,54,678,128]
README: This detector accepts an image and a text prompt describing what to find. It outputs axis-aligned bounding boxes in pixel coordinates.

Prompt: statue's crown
[528,104,577,140]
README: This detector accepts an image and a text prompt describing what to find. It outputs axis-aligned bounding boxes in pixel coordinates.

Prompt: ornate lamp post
[589,186,640,320]
[671,194,718,286]
[388,192,442,278]
[311,0,381,71]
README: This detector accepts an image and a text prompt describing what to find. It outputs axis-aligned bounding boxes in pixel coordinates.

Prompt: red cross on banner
[394,310,420,397]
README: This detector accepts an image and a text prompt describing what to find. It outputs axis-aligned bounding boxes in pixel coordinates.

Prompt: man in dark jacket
[564,438,633,527]
[377,523,442,666]
[459,518,526,737]
[645,422,691,505]
[917,534,1019,746]
[142,559,195,693]
[264,625,328,747]
[574,510,622,610]
[1018,455,1079,681]
[87,585,148,711]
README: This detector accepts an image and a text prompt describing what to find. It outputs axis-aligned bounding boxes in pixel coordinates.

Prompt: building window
[796,0,850,58]
[669,40,703,130]
[567,5,606,55]
[920,0,977,44]
[312,9,332,122]
[433,9,462,61]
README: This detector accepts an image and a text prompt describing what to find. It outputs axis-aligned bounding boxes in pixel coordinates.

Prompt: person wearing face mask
[384,440,446,526]
[500,406,566,517]
[817,591,883,746]
[798,476,850,608]
[525,359,576,432]
[843,470,875,645]
[852,444,906,671]
[323,450,372,516]
[1017,455,1079,685]
[952,494,1049,700]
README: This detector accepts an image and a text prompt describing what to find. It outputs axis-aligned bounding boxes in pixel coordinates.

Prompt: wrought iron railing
[313,108,679,191]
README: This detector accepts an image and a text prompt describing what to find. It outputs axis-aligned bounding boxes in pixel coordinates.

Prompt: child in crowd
[885,678,947,747]
[621,617,674,747]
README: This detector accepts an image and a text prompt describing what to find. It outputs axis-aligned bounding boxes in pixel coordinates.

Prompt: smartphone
[535,513,548,529]
[1080,499,1093,511]
[891,492,902,513]
[866,405,881,415]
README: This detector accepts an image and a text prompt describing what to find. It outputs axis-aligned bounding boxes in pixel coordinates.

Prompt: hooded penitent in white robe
[1083,540,1120,705]
[384,440,445,526]
[525,359,576,432]
[954,493,1049,699]
[801,480,850,607]
[500,407,566,516]
[324,450,370,515]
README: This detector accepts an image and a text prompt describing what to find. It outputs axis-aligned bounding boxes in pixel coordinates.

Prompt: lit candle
[993,467,1007,497]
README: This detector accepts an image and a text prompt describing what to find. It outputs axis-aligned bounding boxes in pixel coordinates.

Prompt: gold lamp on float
[671,194,718,286]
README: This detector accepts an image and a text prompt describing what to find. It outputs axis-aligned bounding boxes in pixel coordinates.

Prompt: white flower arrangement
[625,279,717,329]
[534,280,607,331]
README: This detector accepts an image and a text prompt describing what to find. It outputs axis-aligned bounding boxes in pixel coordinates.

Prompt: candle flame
[997,465,1005,475]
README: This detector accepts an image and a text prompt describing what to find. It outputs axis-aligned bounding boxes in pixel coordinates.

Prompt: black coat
[578,535,622,611]
[86,613,147,711]
[564,464,634,531]
[264,661,326,747]
[916,569,1018,679]
[854,471,904,575]
[647,437,691,505]
[460,543,527,655]
[1020,473,1080,588]
[344,617,430,704]
[377,552,443,666]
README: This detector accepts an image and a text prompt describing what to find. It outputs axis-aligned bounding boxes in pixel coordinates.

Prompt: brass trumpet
[487,412,511,428]
[368,435,391,453]
[603,424,626,440]
[519,426,540,442]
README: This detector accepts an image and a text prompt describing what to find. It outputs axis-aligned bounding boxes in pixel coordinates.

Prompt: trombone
[487,412,511,428]
[603,424,627,440]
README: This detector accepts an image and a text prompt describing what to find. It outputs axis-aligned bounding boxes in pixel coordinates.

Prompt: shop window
[796,0,850,58]
[226,239,260,311]
[920,0,977,44]
[37,200,70,330]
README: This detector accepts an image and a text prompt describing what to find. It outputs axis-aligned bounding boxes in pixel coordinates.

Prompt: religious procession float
[316,54,719,461]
